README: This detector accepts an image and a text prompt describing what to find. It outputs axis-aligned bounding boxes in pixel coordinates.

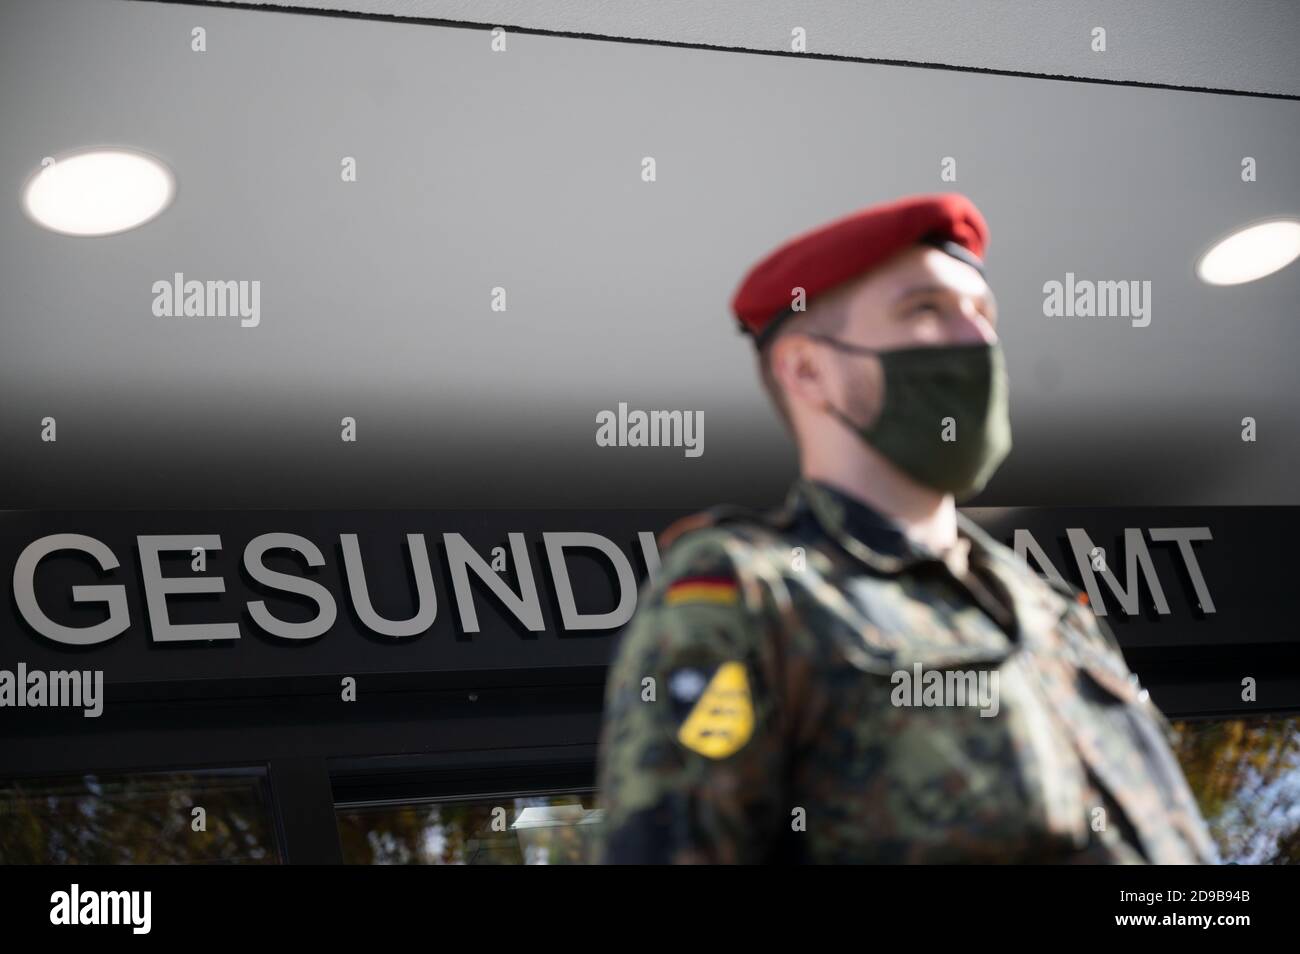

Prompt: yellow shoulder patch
[676,661,754,759]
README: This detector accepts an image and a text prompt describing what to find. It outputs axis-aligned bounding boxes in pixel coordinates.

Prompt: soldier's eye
[907,301,942,317]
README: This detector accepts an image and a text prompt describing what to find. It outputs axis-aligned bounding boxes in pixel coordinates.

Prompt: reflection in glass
[337,717,1300,865]
[0,769,281,864]
[337,791,603,864]
[1172,715,1300,864]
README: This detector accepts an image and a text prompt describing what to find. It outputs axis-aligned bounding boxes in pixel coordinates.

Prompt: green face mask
[806,336,1013,500]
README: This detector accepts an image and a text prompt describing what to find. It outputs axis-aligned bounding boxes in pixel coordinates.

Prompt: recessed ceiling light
[22,147,175,237]
[1196,218,1300,286]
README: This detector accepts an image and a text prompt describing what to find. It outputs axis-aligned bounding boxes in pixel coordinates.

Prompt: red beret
[730,193,989,345]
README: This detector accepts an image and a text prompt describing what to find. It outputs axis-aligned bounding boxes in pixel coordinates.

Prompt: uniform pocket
[1051,611,1215,862]
[1058,608,1179,747]
[863,649,1092,861]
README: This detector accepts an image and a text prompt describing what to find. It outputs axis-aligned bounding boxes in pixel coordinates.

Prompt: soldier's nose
[951,300,997,345]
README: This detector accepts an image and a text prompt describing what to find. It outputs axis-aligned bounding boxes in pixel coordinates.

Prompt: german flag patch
[664,575,739,607]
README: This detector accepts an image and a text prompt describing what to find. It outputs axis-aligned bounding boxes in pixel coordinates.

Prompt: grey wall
[205,0,1300,97]
[0,0,1297,509]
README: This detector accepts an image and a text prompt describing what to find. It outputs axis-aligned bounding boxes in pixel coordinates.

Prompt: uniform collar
[790,477,999,576]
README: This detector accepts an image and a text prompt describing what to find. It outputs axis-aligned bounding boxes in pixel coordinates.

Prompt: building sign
[0,507,1291,689]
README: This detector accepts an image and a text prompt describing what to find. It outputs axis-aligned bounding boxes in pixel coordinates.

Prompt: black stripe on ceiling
[131,0,1300,102]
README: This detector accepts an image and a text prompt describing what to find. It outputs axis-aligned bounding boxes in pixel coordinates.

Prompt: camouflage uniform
[595,478,1217,864]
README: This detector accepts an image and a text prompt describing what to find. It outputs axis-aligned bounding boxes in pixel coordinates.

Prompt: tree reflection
[0,771,280,864]
[336,794,602,865]
[1172,715,1300,864]
[7,719,1296,865]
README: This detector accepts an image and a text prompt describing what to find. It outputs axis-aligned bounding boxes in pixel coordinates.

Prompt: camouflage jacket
[594,478,1217,864]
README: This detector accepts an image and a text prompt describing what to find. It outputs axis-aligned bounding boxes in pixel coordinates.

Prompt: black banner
[0,506,1294,709]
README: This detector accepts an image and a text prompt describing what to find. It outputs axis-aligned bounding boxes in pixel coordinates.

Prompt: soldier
[594,193,1216,864]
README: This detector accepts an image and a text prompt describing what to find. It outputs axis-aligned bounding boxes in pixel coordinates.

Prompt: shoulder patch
[674,661,754,759]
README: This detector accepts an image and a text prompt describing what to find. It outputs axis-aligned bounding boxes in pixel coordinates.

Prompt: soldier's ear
[771,333,833,411]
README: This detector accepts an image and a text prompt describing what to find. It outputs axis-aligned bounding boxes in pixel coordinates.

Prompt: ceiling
[202,0,1300,97]
[0,0,1297,509]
